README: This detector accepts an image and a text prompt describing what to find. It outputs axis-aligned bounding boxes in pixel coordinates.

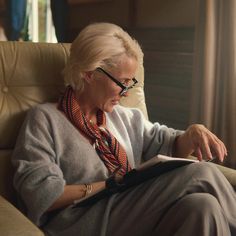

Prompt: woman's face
[88,54,138,113]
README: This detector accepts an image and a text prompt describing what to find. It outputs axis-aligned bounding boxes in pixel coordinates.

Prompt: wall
[136,0,195,27]
[68,0,195,31]
[67,0,196,129]
[133,28,194,129]
[134,0,196,129]
[68,0,131,39]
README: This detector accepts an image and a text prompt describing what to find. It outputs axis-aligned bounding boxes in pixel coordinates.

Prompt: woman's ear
[84,71,93,84]
[83,71,94,83]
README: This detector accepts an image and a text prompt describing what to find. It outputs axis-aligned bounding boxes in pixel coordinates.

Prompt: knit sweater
[11,103,183,227]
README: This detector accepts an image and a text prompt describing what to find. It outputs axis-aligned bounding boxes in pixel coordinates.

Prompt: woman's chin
[104,104,117,113]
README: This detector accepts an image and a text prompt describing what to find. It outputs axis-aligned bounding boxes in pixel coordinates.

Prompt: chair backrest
[0,41,147,204]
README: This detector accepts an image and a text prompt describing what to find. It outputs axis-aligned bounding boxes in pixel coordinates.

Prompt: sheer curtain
[27,0,57,42]
[190,0,236,167]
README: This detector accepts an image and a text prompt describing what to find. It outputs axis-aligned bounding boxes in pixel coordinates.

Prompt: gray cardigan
[11,103,182,228]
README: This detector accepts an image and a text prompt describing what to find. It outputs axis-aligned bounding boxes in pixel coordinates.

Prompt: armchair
[0,41,235,236]
[0,41,147,235]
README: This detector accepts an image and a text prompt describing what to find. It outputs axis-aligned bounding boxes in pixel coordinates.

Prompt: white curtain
[27,0,57,42]
[190,0,236,167]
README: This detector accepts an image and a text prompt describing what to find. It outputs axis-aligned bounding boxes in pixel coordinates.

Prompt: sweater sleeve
[11,106,66,226]
[113,106,184,162]
[142,117,184,160]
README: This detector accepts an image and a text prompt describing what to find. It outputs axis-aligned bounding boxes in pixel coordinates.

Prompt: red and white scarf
[58,86,131,176]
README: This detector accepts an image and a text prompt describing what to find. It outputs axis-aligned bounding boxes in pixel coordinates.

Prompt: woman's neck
[75,91,98,123]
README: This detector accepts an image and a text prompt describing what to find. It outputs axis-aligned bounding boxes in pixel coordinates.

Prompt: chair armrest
[215,164,236,190]
[0,195,44,236]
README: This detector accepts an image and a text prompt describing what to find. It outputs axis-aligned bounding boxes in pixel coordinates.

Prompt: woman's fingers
[208,134,227,162]
[187,124,227,162]
[200,135,213,160]
[194,147,203,161]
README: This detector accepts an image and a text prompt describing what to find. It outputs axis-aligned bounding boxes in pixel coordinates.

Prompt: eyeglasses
[96,67,138,96]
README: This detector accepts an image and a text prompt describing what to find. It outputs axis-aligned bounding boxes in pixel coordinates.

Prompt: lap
[43,162,236,236]
[107,162,235,235]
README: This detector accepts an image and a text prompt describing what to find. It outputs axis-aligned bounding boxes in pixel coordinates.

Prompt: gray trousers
[106,162,236,236]
[44,162,236,236]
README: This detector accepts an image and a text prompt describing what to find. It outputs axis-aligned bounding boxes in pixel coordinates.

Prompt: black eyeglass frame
[96,67,138,96]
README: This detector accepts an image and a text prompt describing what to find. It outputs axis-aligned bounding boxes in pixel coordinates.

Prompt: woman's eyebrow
[120,77,133,81]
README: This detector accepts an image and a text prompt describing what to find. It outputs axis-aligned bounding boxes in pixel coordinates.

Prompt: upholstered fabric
[0,195,44,236]
[0,42,69,150]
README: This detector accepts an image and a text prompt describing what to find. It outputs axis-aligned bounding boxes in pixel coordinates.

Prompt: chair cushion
[0,195,44,235]
[0,42,70,149]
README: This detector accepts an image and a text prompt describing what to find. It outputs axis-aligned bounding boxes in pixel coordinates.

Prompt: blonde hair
[63,22,143,93]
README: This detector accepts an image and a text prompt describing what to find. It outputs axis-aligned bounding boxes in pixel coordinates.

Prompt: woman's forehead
[110,55,137,71]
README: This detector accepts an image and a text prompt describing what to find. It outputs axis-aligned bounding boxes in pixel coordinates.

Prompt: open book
[137,154,199,171]
[73,155,198,207]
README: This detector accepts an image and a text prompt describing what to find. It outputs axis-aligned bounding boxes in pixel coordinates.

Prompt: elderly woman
[12,22,236,236]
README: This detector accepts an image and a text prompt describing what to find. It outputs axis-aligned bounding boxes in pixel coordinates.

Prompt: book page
[136,154,199,171]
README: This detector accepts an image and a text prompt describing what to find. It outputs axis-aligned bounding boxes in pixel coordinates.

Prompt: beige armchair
[0,41,235,236]
[0,41,147,235]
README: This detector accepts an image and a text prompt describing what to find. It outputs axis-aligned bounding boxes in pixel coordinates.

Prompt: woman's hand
[174,124,227,162]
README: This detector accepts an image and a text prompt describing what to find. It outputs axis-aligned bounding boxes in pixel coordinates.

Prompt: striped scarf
[58,86,131,176]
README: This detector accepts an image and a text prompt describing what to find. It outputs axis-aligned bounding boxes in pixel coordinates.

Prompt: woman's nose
[122,91,129,97]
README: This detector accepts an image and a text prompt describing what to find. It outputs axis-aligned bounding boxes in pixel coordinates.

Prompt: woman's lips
[111,100,119,105]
